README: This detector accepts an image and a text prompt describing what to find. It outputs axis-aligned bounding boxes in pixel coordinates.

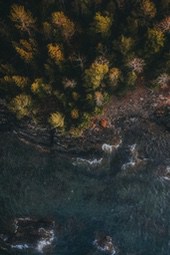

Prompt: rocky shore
[0,86,169,158]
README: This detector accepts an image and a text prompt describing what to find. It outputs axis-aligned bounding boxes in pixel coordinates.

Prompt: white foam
[129,144,137,153]
[162,176,170,181]
[160,166,170,181]
[36,229,55,253]
[102,139,122,154]
[102,144,113,154]
[166,166,170,173]
[73,157,103,167]
[11,244,30,250]
[121,160,136,171]
[121,144,139,171]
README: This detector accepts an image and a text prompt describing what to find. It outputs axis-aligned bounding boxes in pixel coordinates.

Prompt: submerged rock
[121,144,142,171]
[157,166,170,181]
[0,217,56,253]
[93,235,119,255]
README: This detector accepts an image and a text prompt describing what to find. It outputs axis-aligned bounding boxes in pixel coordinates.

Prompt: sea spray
[102,139,122,154]
[72,157,103,167]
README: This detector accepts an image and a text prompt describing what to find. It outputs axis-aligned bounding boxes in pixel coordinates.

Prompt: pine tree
[108,68,121,87]
[84,58,109,89]
[93,12,112,36]
[48,112,65,129]
[10,4,36,34]
[12,75,29,88]
[9,94,32,119]
[47,43,64,64]
[51,11,75,39]
[31,78,52,96]
[71,109,79,119]
[13,39,37,63]
[147,28,165,53]
[141,0,156,18]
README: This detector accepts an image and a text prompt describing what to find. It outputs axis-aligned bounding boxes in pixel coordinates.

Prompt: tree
[47,43,64,64]
[13,39,37,63]
[31,78,52,96]
[12,75,29,88]
[51,11,75,39]
[71,109,79,119]
[93,12,112,36]
[108,67,121,87]
[10,4,36,34]
[95,91,104,106]
[155,73,170,89]
[119,35,134,55]
[141,0,156,18]
[9,94,32,119]
[1,75,29,88]
[0,64,15,75]
[43,22,52,38]
[146,28,165,53]
[63,78,77,89]
[127,58,145,74]
[156,16,170,33]
[84,58,109,89]
[0,0,169,133]
[127,71,137,87]
[48,112,65,129]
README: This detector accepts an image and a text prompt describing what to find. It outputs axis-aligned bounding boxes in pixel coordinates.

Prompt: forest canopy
[0,0,169,132]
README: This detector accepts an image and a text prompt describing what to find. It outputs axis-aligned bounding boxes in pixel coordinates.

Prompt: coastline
[0,85,169,157]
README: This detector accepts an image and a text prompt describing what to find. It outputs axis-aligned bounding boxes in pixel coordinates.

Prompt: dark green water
[0,130,170,255]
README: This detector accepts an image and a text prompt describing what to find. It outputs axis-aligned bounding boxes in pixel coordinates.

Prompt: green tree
[127,71,137,87]
[146,28,165,53]
[119,35,134,55]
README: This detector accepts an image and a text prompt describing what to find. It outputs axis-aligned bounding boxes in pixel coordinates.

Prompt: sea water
[0,131,169,255]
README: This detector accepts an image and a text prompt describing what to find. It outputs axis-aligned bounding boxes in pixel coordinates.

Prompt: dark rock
[0,217,56,253]
[93,234,119,254]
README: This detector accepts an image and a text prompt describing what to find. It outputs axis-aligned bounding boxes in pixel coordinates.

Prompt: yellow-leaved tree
[13,39,37,63]
[71,109,79,119]
[93,12,112,36]
[9,94,32,119]
[10,4,36,34]
[51,11,75,39]
[1,75,29,88]
[31,78,52,96]
[12,75,29,88]
[47,44,64,64]
[141,0,156,18]
[84,58,109,89]
[108,67,121,87]
[48,112,65,129]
